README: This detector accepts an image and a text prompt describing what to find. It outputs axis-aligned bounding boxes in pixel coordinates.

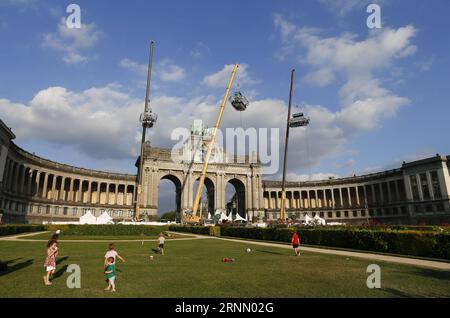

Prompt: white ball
[246,248,251,253]
[55,230,61,235]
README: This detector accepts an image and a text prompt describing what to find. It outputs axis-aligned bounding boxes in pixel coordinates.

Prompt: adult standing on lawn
[291,230,300,256]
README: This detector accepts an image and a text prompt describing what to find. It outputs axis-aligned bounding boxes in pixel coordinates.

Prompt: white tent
[97,211,114,224]
[79,210,97,224]
[226,212,233,222]
[304,214,313,224]
[235,213,247,222]
[219,211,229,221]
[207,212,212,220]
[313,214,326,225]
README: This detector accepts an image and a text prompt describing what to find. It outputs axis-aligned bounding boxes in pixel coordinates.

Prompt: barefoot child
[43,239,58,285]
[104,257,116,292]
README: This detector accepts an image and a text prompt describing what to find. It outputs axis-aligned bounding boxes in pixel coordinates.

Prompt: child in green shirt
[104,257,116,292]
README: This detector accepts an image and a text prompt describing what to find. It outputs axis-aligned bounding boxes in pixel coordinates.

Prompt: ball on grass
[246,248,251,253]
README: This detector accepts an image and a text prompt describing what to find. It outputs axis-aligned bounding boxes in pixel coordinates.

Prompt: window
[369,209,374,216]
[54,206,59,215]
[319,212,324,218]
[430,171,442,199]
[410,175,420,201]
[401,206,407,215]
[425,205,433,212]
[37,206,42,214]
[352,211,358,217]
[420,173,430,200]
[328,212,333,218]
[336,212,341,218]
[344,211,349,218]
[361,210,366,217]
[72,208,78,216]
[46,205,51,214]
[63,207,68,215]
[377,209,382,216]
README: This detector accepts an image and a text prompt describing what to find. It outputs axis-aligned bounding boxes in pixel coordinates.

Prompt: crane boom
[191,64,239,217]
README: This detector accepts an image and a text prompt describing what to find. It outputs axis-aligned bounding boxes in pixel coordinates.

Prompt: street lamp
[280,69,310,222]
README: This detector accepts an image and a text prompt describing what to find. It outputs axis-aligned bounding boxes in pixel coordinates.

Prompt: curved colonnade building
[1,119,449,224]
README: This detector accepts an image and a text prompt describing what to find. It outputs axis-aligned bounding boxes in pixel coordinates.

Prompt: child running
[43,239,58,285]
[104,243,126,266]
[291,230,300,256]
[104,257,116,292]
[158,233,166,255]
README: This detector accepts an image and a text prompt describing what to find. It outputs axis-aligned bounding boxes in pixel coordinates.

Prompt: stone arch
[226,178,246,218]
[192,176,215,216]
[159,173,183,214]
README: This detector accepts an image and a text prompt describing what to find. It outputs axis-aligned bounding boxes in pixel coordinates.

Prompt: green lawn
[0,237,449,298]
[18,232,190,241]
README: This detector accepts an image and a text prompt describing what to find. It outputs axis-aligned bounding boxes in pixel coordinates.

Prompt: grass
[18,232,191,241]
[0,237,449,298]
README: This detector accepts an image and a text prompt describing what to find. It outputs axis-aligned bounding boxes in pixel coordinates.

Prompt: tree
[160,211,177,221]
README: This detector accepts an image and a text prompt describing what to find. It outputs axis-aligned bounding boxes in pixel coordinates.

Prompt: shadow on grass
[52,265,68,280]
[255,250,286,256]
[380,288,420,298]
[414,268,450,281]
[56,256,69,265]
[0,259,34,277]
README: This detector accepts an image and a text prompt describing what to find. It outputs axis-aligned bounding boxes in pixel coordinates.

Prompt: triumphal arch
[138,121,264,220]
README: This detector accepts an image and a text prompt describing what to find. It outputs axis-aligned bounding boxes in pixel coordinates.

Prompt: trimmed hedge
[169,225,210,236]
[47,224,169,236]
[220,227,450,260]
[0,224,47,236]
[170,225,450,260]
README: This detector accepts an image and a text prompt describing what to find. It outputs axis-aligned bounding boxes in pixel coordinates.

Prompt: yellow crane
[183,64,240,225]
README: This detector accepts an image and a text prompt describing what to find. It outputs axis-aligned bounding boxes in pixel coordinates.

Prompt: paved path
[169,232,450,271]
[2,231,449,270]
[0,231,208,243]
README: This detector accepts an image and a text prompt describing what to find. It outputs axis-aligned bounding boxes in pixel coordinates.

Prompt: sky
[1,0,449,213]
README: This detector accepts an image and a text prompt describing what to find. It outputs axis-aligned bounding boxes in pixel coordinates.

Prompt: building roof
[0,119,16,140]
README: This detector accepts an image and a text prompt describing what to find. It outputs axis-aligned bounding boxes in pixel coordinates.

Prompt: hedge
[0,224,47,236]
[45,224,170,236]
[169,225,211,236]
[170,225,450,260]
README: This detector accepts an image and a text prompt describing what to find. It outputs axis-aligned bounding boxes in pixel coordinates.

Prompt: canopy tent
[234,213,247,222]
[304,214,313,224]
[313,214,326,225]
[219,211,229,221]
[97,211,114,225]
[79,210,97,224]
[207,212,212,220]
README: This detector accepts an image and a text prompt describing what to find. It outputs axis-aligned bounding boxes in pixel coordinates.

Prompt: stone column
[356,186,360,206]
[27,169,33,195]
[19,166,26,194]
[51,176,57,200]
[42,173,48,199]
[371,184,376,204]
[87,181,92,204]
[339,188,343,208]
[331,188,335,209]
[416,174,424,201]
[379,183,384,203]
[426,172,435,200]
[69,178,74,202]
[347,187,352,207]
[35,171,41,197]
[106,183,110,205]
[115,184,119,205]
[60,177,66,201]
[386,182,392,203]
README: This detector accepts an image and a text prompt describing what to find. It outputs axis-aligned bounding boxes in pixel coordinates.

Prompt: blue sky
[1,0,449,212]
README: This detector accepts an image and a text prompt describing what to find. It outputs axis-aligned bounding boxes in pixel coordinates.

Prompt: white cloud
[272,15,417,173]
[202,64,257,88]
[157,59,186,82]
[318,0,384,15]
[120,58,147,75]
[42,17,102,64]
[120,58,186,82]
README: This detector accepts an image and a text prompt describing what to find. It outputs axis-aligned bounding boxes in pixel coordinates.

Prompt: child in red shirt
[292,231,300,256]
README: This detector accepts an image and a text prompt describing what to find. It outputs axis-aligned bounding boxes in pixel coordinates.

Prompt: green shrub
[169,225,210,235]
[50,224,169,236]
[218,226,450,260]
[0,224,46,236]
